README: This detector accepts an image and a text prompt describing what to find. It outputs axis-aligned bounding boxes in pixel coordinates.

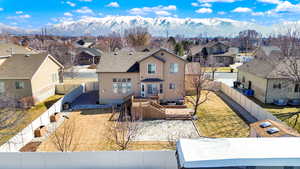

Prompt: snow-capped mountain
[0,16,298,37]
[46,16,269,37]
[0,23,31,35]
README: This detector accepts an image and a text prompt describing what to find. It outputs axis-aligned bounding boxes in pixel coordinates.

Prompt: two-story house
[189,41,238,66]
[96,48,186,104]
[0,53,64,104]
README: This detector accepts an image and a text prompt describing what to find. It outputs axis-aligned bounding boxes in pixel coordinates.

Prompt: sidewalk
[218,92,257,124]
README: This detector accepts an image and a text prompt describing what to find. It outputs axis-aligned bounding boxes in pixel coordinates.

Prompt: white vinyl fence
[0,85,85,152]
[0,151,177,169]
[220,82,280,122]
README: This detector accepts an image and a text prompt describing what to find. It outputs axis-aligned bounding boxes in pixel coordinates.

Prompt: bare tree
[238,30,261,52]
[0,96,25,145]
[124,27,151,48]
[51,120,78,152]
[185,63,214,117]
[106,119,138,150]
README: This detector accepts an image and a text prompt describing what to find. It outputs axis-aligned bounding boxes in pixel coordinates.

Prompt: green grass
[0,95,64,145]
[186,92,249,137]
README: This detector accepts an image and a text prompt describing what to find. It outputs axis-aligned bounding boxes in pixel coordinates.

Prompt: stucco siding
[0,79,32,99]
[31,56,61,103]
[140,57,164,81]
[98,72,140,104]
[238,70,267,103]
[266,79,300,103]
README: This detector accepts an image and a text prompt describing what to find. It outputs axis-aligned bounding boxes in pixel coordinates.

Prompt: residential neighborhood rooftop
[0,42,37,57]
[177,138,300,168]
[0,53,63,79]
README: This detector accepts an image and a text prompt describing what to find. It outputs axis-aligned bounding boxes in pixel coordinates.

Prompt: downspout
[265,79,269,104]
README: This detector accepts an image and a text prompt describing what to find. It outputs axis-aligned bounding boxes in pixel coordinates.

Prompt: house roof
[78,47,102,57]
[0,53,63,79]
[97,48,184,73]
[177,138,300,168]
[189,45,204,56]
[237,58,277,78]
[250,119,300,137]
[0,42,37,57]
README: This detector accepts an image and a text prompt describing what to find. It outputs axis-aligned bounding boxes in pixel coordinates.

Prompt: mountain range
[0,16,298,37]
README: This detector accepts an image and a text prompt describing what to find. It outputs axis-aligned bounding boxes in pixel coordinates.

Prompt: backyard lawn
[0,95,64,145]
[37,109,174,152]
[186,92,249,137]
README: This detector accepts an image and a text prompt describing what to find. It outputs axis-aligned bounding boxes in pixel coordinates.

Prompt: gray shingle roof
[0,53,62,79]
[0,42,37,57]
[97,48,184,73]
[78,48,102,56]
[97,51,149,73]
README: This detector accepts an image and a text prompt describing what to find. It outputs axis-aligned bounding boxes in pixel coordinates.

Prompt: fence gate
[85,81,99,92]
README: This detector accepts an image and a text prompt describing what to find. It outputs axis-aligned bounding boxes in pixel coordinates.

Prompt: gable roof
[237,58,277,78]
[0,53,63,79]
[97,48,184,73]
[77,47,102,57]
[0,42,37,57]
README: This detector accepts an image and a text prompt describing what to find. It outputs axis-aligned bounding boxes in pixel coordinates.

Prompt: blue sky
[0,0,300,29]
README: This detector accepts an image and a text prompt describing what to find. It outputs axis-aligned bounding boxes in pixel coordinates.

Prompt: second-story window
[148,64,156,74]
[170,63,178,73]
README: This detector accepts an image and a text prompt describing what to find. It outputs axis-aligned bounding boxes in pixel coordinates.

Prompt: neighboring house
[237,55,300,104]
[189,41,238,67]
[250,119,300,137]
[0,53,64,103]
[0,42,37,57]
[75,39,95,48]
[235,52,254,63]
[97,48,186,104]
[76,47,102,65]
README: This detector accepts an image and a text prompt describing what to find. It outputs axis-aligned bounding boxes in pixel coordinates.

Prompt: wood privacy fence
[0,85,85,152]
[219,82,280,122]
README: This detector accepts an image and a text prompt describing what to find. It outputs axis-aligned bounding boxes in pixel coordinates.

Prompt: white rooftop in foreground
[177,138,300,168]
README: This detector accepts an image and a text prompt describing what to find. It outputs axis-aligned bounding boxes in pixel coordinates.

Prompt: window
[295,84,300,93]
[170,63,179,73]
[52,73,58,83]
[147,84,158,95]
[15,81,25,89]
[160,84,163,94]
[169,83,176,90]
[112,78,132,94]
[242,76,245,83]
[147,64,156,74]
[273,83,281,89]
[0,81,4,95]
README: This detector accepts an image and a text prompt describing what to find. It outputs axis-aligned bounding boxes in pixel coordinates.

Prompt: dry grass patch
[186,92,249,137]
[0,95,63,145]
[37,109,173,152]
